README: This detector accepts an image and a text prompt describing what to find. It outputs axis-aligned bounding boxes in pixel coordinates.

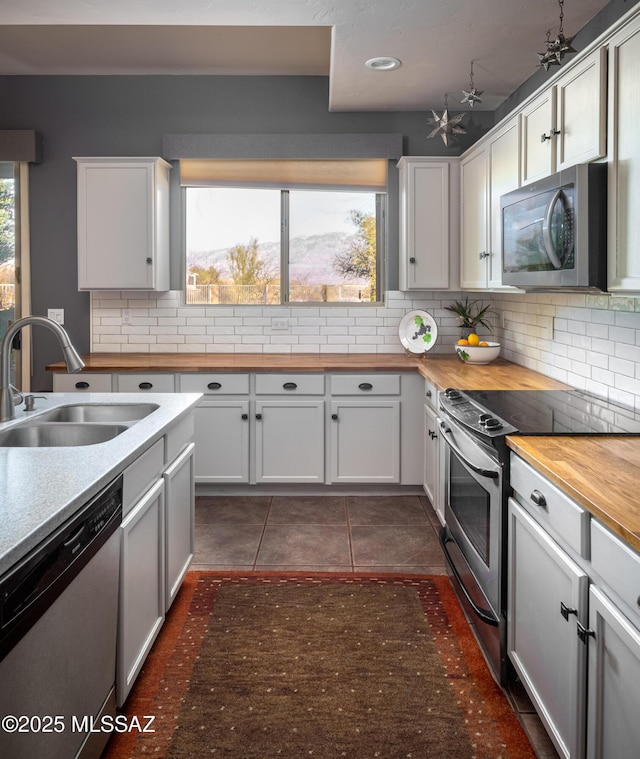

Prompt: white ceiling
[0,0,612,111]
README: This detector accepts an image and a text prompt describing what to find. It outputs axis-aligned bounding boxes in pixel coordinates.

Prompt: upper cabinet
[460,146,488,289]
[521,48,607,185]
[75,157,171,291]
[398,157,459,291]
[607,15,640,293]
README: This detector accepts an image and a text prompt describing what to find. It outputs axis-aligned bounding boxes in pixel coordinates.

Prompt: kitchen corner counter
[0,392,201,575]
[47,352,570,392]
[507,435,640,553]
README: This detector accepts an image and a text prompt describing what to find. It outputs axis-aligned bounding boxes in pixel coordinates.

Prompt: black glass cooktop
[463,389,640,435]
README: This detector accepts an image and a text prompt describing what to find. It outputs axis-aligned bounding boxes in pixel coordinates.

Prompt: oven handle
[439,526,500,627]
[439,421,500,479]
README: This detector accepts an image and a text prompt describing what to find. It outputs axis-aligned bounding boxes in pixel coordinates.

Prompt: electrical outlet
[272,318,289,330]
[122,309,131,325]
[47,308,64,324]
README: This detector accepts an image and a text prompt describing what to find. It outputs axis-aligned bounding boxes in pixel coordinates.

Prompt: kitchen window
[181,159,386,306]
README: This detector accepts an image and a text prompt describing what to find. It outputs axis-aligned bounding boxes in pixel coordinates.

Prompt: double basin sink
[0,403,159,447]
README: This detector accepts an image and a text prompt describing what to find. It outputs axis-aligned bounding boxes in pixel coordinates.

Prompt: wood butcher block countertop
[47,351,639,552]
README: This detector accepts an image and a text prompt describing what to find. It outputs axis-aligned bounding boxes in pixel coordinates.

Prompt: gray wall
[0,74,492,389]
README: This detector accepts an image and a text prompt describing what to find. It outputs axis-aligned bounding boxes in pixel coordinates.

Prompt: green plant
[444,297,497,333]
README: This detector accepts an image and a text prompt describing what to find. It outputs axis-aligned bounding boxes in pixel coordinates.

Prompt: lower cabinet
[193,400,250,483]
[329,399,400,483]
[509,453,640,759]
[255,399,325,483]
[118,478,165,706]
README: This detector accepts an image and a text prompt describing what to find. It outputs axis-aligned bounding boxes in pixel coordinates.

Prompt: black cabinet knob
[138,382,153,390]
[331,414,338,420]
[207,381,222,390]
[241,413,248,420]
[255,413,262,420]
[409,257,416,263]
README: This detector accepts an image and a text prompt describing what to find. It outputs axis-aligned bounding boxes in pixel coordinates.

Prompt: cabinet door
[163,443,195,611]
[521,88,556,184]
[118,478,165,706]
[423,401,440,515]
[255,400,325,483]
[556,47,607,170]
[76,158,170,291]
[193,400,250,483]
[460,147,488,289]
[508,499,588,759]
[330,400,400,483]
[586,585,640,759]
[488,117,520,289]
[398,158,450,290]
[607,18,640,292]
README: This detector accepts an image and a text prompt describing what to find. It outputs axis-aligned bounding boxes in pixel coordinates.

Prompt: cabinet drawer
[178,373,249,395]
[53,373,113,392]
[591,520,640,622]
[424,378,438,409]
[510,455,589,557]
[330,374,400,396]
[165,412,194,464]
[122,438,164,516]
[255,373,324,395]
[116,374,175,393]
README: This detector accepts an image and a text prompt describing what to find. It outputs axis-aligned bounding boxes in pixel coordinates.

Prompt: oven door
[439,414,503,620]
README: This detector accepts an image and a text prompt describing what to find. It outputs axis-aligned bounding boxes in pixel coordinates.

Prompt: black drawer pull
[331,413,338,420]
[255,413,262,420]
[530,490,547,507]
[138,382,153,390]
[75,381,90,389]
[283,382,297,390]
[359,382,373,391]
[207,382,222,390]
[241,413,248,420]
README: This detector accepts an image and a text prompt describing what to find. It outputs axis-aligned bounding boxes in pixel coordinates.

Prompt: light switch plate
[47,308,64,324]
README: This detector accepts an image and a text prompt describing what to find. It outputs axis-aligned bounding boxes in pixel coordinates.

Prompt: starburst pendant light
[461,60,483,108]
[537,0,576,71]
[427,93,466,146]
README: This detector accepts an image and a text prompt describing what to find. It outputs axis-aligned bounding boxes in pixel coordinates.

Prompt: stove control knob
[445,388,462,400]
[479,413,493,423]
[484,417,503,431]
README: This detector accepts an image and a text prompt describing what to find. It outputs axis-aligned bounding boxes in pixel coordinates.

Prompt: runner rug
[103,572,535,759]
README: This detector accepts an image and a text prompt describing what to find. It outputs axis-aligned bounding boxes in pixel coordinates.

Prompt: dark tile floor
[192,494,559,758]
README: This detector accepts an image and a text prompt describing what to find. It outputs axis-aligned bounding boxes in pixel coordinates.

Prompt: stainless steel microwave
[501,163,607,291]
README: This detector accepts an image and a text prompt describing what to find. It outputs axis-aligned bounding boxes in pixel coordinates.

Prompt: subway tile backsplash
[90,289,640,410]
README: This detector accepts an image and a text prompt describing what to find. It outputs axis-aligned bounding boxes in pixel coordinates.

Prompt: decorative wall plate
[399,310,438,354]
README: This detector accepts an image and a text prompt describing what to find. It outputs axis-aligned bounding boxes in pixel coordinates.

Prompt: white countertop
[0,392,201,575]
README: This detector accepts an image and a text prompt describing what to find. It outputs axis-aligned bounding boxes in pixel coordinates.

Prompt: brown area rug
[103,573,535,759]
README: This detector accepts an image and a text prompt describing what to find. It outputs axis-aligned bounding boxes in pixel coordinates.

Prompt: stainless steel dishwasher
[0,475,122,759]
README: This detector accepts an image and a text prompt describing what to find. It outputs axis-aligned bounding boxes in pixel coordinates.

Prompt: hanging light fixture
[461,60,483,108]
[427,93,466,146]
[537,0,576,71]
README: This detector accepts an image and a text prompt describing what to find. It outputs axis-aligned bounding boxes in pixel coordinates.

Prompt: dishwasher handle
[439,421,500,479]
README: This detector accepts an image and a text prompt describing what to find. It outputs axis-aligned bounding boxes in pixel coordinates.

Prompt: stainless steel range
[438,387,640,685]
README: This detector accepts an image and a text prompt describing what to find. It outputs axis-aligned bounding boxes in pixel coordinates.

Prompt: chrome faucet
[0,315,85,422]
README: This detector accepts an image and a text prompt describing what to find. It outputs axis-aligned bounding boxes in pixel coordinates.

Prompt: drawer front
[179,373,249,395]
[116,374,176,393]
[591,520,640,622]
[165,411,195,464]
[53,373,113,392]
[424,378,438,409]
[255,373,325,395]
[122,438,165,516]
[330,374,400,396]
[510,454,589,557]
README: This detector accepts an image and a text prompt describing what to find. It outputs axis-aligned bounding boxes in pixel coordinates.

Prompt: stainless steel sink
[36,403,159,424]
[0,423,128,447]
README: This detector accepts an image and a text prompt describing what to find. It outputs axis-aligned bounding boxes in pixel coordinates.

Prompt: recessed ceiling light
[365,57,402,71]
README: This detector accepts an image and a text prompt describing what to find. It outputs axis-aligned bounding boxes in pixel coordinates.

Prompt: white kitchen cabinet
[398,157,453,290]
[521,48,606,185]
[75,157,171,291]
[117,477,165,706]
[423,400,439,512]
[193,399,250,483]
[52,372,113,392]
[115,373,176,393]
[460,146,489,289]
[255,399,325,483]
[508,498,588,759]
[329,399,400,483]
[607,15,640,292]
[163,442,195,611]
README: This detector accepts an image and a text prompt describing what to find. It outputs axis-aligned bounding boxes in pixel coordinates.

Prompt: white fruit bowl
[454,342,501,365]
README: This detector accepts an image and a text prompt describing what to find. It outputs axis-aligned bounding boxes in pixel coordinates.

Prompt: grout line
[345,496,356,572]
[252,495,273,570]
